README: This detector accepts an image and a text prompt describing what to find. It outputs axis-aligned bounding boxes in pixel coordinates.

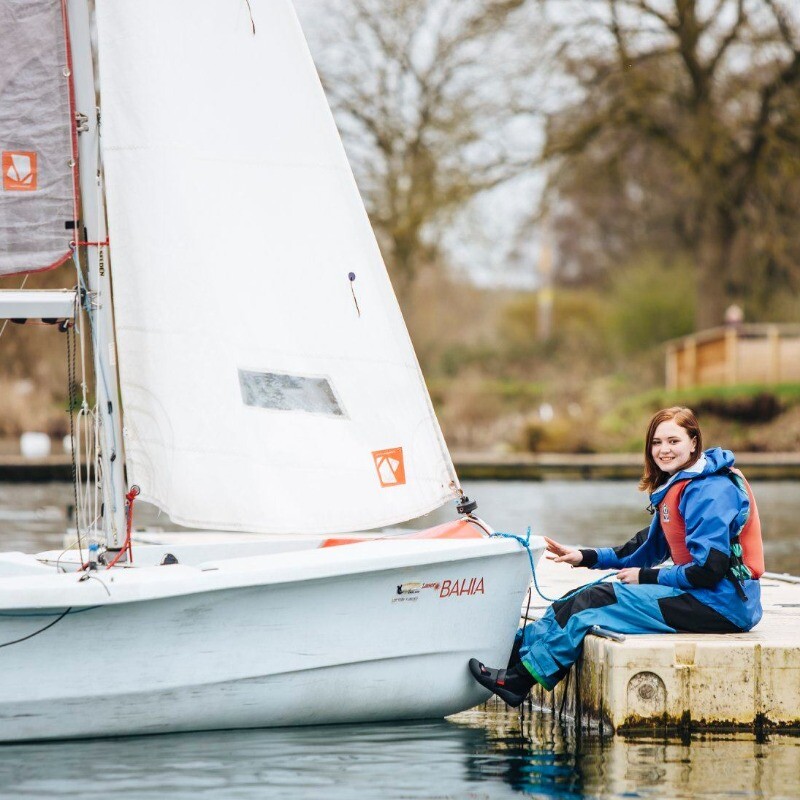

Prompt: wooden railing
[665,324,800,390]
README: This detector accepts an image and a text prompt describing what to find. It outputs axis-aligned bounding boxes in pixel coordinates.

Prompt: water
[0,710,798,799]
[0,479,798,799]
[3,479,797,572]
[461,479,800,576]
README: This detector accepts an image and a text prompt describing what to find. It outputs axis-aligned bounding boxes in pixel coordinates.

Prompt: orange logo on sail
[372,447,406,487]
[2,151,37,191]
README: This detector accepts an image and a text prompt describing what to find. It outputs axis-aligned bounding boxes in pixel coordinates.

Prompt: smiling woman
[643,407,702,491]
[469,406,766,706]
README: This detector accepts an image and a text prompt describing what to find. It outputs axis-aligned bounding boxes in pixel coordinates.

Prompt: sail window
[239,370,345,417]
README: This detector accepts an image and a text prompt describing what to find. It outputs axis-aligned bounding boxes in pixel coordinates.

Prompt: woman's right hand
[544,536,584,567]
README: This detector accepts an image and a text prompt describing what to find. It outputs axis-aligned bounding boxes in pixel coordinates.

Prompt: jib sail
[95,0,460,534]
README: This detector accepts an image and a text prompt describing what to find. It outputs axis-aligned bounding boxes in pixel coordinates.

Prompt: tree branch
[706,0,746,77]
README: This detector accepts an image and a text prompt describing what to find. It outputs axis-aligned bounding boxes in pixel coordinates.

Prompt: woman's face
[651,419,697,475]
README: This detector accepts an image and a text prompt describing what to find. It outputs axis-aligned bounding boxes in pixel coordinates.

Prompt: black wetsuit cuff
[579,549,598,568]
[639,568,659,584]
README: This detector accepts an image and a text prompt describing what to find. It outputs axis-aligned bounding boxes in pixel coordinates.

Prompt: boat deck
[524,558,800,733]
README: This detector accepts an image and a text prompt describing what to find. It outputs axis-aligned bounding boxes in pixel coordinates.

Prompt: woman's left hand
[616,568,640,584]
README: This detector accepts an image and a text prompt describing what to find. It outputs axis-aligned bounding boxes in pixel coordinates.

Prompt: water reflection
[457,706,800,800]
[0,719,519,800]
[457,709,584,798]
[1,707,798,799]
[0,714,586,800]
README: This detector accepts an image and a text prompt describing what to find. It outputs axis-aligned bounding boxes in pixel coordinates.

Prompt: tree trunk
[389,239,415,304]
[693,209,737,331]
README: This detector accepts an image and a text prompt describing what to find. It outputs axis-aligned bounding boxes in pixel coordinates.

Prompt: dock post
[666,345,678,391]
[725,327,738,385]
[686,337,697,388]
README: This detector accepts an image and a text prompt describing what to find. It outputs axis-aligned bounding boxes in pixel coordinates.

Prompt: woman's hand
[544,537,584,567]
[616,568,641,584]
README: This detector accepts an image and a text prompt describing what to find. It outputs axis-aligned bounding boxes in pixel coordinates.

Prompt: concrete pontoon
[524,558,800,733]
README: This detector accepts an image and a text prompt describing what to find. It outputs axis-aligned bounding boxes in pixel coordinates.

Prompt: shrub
[606,255,695,355]
[693,392,783,423]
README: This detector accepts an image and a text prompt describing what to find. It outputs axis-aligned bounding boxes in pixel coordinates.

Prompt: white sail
[95,0,459,533]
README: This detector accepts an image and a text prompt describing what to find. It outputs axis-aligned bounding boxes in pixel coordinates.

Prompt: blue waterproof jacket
[589,448,762,630]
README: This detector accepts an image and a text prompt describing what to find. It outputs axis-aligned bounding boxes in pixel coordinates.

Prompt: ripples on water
[0,708,798,799]
[0,480,798,799]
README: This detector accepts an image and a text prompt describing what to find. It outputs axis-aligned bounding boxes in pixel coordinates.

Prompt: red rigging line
[105,485,140,569]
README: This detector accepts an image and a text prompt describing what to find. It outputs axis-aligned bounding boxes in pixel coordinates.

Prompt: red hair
[639,407,703,494]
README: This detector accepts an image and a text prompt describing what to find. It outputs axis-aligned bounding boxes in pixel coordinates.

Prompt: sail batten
[96,0,459,534]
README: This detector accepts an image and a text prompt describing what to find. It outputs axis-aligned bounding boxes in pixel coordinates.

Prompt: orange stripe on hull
[320,518,485,548]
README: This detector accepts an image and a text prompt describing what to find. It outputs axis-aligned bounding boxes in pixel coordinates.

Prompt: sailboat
[0,0,541,741]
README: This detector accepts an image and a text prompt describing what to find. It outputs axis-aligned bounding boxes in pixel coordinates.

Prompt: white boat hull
[0,535,536,741]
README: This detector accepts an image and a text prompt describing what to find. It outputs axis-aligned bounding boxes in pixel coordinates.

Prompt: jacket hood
[701,446,736,474]
[650,447,735,504]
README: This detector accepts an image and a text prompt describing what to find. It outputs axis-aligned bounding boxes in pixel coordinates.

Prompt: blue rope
[490,527,617,604]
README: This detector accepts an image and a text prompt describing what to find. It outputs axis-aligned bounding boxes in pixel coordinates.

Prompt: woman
[469,406,765,706]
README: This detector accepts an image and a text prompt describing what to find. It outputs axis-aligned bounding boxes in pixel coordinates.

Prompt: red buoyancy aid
[658,468,765,579]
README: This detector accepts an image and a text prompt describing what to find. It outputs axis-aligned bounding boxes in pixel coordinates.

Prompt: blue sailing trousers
[518,579,760,690]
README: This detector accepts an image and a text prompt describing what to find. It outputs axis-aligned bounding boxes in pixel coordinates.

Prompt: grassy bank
[433,380,800,455]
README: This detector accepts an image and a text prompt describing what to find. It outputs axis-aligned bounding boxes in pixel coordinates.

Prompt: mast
[65,0,128,552]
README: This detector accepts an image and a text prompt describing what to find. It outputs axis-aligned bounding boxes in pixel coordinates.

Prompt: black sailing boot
[468,658,534,707]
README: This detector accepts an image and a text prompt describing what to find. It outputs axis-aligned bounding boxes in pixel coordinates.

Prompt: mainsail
[0,0,76,277]
[95,0,460,534]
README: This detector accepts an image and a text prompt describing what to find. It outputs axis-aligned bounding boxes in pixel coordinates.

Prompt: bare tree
[540,0,800,329]
[311,0,545,294]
